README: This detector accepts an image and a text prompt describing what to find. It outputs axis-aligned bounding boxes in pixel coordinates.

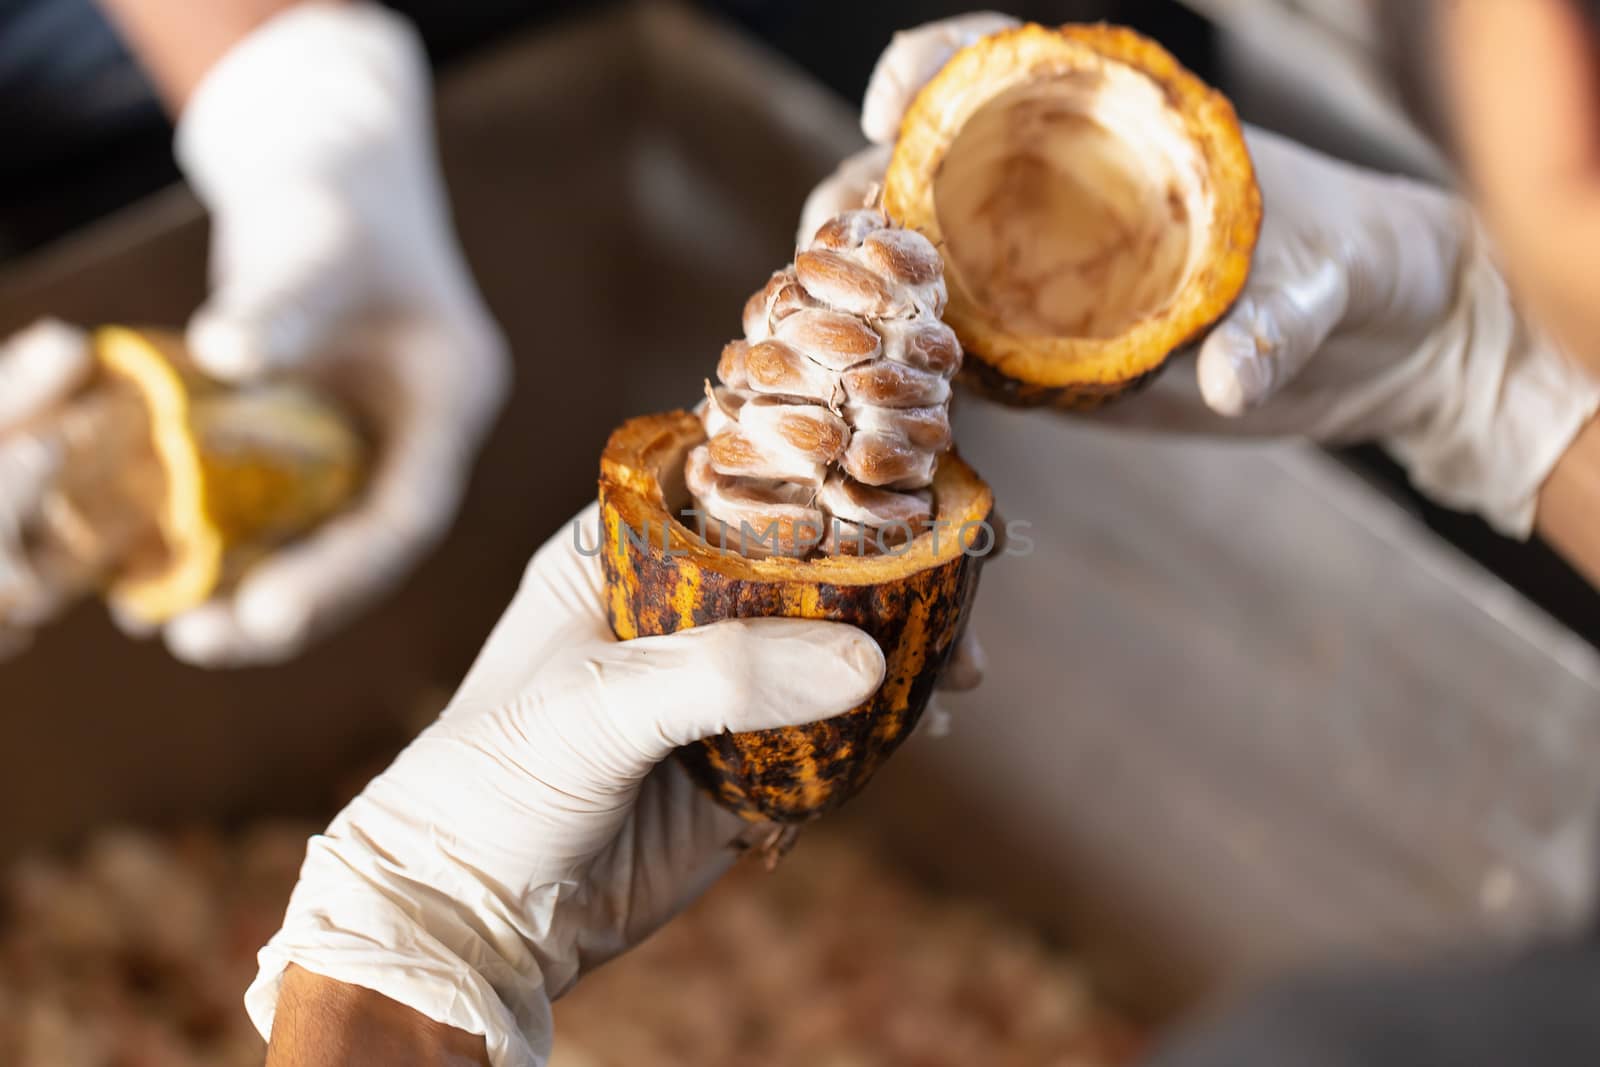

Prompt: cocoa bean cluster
[688,208,961,558]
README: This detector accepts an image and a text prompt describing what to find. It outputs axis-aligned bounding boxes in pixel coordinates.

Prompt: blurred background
[4,2,1600,1064]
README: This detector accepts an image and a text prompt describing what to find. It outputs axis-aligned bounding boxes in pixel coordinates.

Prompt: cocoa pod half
[598,410,992,827]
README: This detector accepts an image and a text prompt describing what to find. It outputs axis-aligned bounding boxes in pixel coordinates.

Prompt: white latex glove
[0,320,94,659]
[805,14,1600,538]
[163,2,509,665]
[797,11,1023,246]
[244,503,886,1066]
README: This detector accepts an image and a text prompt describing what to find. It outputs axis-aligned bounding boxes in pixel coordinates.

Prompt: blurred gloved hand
[244,503,886,1066]
[162,2,509,665]
[0,320,94,659]
[805,14,1600,539]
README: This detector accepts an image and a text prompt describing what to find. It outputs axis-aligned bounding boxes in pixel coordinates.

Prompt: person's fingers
[919,693,954,738]
[860,12,1022,145]
[187,192,358,380]
[165,307,506,667]
[153,600,238,664]
[444,503,613,714]
[566,616,886,775]
[1196,259,1351,417]
[0,432,65,530]
[0,427,71,649]
[0,434,68,621]
[162,484,460,666]
[106,599,161,640]
[162,500,446,667]
[0,319,92,433]
[799,13,1020,247]
[934,501,1006,693]
[797,144,892,248]
[162,416,470,666]
[582,760,750,971]
[938,623,986,692]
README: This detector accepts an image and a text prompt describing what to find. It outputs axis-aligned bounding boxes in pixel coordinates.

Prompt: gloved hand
[162,2,509,665]
[797,12,1022,247]
[0,320,94,659]
[805,14,1600,539]
[244,503,886,1067]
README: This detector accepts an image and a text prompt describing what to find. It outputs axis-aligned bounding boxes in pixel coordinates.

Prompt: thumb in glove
[245,529,885,1067]
[798,12,1022,248]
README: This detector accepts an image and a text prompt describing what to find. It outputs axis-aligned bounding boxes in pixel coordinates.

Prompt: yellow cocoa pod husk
[598,410,992,840]
[883,23,1262,408]
[94,326,365,625]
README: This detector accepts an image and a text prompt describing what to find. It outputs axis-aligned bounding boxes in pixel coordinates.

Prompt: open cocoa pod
[598,411,992,833]
[883,23,1261,408]
[41,328,365,626]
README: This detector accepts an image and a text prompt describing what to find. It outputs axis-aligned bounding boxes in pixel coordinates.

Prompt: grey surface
[861,404,1600,1015]
[2,0,1600,1021]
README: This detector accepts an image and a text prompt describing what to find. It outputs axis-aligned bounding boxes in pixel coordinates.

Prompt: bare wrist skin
[1439,0,1600,376]
[1536,414,1600,591]
[96,0,341,110]
[265,964,490,1067]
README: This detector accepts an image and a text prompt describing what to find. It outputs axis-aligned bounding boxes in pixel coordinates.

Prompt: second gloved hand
[0,320,94,659]
[162,2,510,665]
[805,13,1600,539]
[244,503,886,1067]
[1097,126,1600,541]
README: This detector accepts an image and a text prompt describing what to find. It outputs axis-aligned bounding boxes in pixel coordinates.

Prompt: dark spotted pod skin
[599,411,992,826]
[959,352,1166,411]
